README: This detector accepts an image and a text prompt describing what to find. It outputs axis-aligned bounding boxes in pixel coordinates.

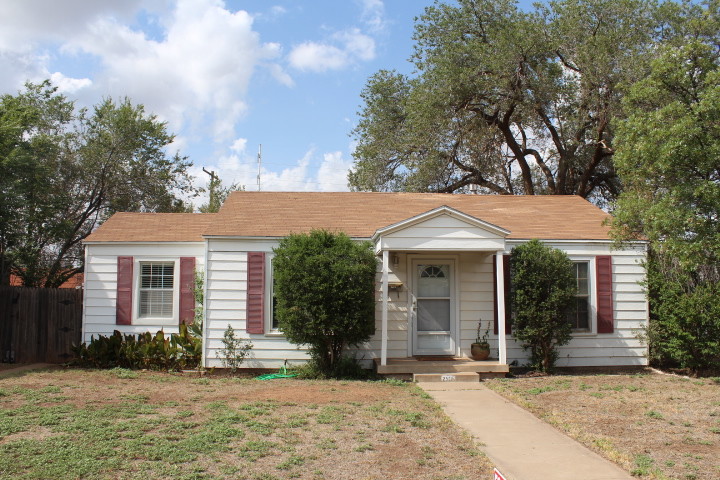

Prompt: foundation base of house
[374,357,510,376]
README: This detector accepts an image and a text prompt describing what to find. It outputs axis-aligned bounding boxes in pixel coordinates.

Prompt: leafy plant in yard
[272,230,377,377]
[217,324,253,372]
[637,254,720,375]
[71,324,201,370]
[510,239,577,372]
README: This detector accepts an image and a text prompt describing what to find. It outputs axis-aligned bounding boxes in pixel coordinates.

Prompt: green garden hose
[256,360,297,380]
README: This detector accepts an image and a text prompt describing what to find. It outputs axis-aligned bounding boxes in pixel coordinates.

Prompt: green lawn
[0,368,492,480]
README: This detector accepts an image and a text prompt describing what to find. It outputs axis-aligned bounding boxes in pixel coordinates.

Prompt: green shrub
[273,230,376,376]
[510,239,577,372]
[72,323,202,371]
[640,254,720,375]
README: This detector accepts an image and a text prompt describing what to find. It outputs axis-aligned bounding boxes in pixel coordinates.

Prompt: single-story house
[81,192,648,373]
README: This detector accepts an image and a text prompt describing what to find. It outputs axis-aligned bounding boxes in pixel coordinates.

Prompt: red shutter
[596,255,614,333]
[246,252,265,334]
[493,254,512,335]
[179,257,196,325]
[116,256,133,325]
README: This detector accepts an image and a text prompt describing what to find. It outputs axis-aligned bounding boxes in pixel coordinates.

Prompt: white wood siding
[377,214,505,251]
[86,236,648,370]
[501,243,649,367]
[360,245,648,368]
[204,239,310,369]
[82,243,205,343]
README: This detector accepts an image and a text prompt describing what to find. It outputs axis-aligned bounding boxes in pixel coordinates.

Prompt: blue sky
[0,0,532,202]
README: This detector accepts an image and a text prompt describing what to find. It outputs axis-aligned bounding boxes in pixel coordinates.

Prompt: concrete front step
[376,358,509,375]
[413,372,480,383]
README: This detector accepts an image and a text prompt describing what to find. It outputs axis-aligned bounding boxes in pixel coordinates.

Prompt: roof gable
[373,206,509,252]
[374,205,510,239]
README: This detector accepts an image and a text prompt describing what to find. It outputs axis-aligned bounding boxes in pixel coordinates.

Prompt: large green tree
[611,1,720,373]
[0,81,194,287]
[349,0,667,204]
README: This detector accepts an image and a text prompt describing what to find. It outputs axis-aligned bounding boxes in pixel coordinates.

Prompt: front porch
[374,357,509,377]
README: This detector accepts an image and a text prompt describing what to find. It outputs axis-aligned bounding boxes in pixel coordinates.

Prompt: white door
[411,260,456,356]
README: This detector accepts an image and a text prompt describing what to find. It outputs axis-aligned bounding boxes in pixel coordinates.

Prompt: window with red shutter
[596,256,614,333]
[179,257,196,325]
[246,252,265,334]
[116,256,133,325]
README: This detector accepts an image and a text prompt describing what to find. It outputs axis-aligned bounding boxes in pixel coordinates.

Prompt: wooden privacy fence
[0,286,83,364]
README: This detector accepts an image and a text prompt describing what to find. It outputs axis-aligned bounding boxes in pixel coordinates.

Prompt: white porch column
[496,253,507,365]
[381,250,389,366]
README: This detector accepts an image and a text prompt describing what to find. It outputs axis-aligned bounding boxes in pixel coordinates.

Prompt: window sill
[571,330,596,336]
[133,317,178,327]
[264,330,285,338]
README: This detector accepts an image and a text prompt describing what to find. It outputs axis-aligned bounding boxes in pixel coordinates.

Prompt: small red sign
[493,468,507,480]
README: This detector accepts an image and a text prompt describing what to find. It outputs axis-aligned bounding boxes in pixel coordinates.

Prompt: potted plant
[470,318,491,360]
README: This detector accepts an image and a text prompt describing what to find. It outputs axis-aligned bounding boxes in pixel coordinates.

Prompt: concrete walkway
[419,382,634,480]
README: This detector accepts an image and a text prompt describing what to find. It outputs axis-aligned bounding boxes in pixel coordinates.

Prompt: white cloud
[230,138,248,154]
[269,6,287,17]
[199,144,352,198]
[0,0,147,50]
[337,29,375,61]
[0,0,293,143]
[67,0,282,140]
[288,28,375,72]
[288,42,349,72]
[359,0,387,34]
[49,72,92,94]
[316,151,352,191]
[268,63,295,87]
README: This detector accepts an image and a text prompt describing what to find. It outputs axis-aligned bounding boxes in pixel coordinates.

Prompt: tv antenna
[257,144,262,191]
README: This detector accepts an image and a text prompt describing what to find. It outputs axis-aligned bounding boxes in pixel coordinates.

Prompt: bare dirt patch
[485,372,720,479]
[0,368,493,479]
[0,363,27,372]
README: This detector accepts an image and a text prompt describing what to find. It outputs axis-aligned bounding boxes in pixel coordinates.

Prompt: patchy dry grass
[485,372,720,480]
[0,368,492,479]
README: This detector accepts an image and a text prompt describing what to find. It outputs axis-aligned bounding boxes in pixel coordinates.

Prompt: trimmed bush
[273,230,376,377]
[510,239,577,372]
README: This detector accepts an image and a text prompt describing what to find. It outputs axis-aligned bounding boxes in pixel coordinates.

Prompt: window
[139,262,174,318]
[566,262,590,330]
[266,256,280,332]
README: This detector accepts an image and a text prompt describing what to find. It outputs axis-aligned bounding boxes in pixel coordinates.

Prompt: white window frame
[131,258,179,326]
[264,253,282,336]
[567,257,597,335]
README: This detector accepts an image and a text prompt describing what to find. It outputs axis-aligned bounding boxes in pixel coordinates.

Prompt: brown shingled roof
[85,212,215,242]
[208,192,612,240]
[83,193,613,243]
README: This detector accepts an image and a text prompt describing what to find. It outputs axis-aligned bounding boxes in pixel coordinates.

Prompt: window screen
[139,262,174,318]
